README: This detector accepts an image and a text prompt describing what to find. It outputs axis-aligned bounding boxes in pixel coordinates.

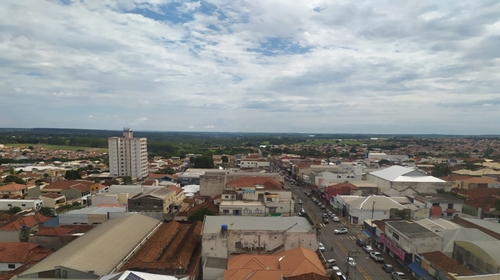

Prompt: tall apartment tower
[108,128,148,180]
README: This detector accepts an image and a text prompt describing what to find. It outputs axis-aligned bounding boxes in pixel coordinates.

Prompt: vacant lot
[6,144,107,152]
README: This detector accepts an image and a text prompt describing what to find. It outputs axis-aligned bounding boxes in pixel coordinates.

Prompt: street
[285,180,416,280]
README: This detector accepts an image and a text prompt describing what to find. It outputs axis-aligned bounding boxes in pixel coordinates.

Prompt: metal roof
[202,216,313,234]
[459,217,500,233]
[386,220,441,239]
[19,214,160,277]
[370,166,445,182]
[344,195,410,210]
[415,218,463,233]
[59,206,126,215]
[454,241,500,266]
[441,228,497,253]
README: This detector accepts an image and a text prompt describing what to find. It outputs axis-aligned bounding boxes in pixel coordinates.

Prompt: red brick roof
[148,173,172,179]
[0,242,39,263]
[0,182,27,192]
[120,221,202,275]
[452,188,500,209]
[43,180,93,191]
[35,225,94,236]
[226,177,282,189]
[421,251,475,276]
[284,273,329,280]
[440,175,473,181]
[71,184,90,192]
[179,201,219,217]
[0,214,52,231]
[167,185,183,195]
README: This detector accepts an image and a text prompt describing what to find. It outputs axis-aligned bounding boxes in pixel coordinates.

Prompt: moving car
[362,245,373,253]
[382,264,394,273]
[347,257,356,266]
[332,216,340,222]
[391,271,407,280]
[334,228,348,234]
[355,239,366,247]
[323,218,329,224]
[318,242,325,252]
[370,252,384,262]
[325,259,337,268]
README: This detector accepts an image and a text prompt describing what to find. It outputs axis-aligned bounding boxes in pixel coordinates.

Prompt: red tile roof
[421,251,475,276]
[167,185,183,195]
[43,180,93,191]
[226,177,282,189]
[283,273,329,280]
[35,225,94,236]
[440,175,473,181]
[0,242,39,263]
[0,214,52,231]
[179,201,219,217]
[41,193,65,199]
[0,182,27,192]
[452,188,500,209]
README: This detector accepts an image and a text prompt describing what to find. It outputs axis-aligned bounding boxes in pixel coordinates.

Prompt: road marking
[334,239,372,280]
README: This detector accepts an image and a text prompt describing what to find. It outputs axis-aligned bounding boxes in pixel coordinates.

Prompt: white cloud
[203,125,215,129]
[0,0,499,133]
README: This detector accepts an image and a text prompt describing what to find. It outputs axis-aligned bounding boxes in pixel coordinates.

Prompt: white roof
[441,228,497,253]
[459,217,500,233]
[59,206,126,215]
[415,218,463,233]
[343,195,410,210]
[370,166,444,182]
[220,201,263,207]
[203,216,313,234]
[100,270,189,280]
[107,185,160,195]
[19,214,160,277]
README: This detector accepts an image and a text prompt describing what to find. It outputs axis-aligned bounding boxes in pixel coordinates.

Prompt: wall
[61,188,81,200]
[200,171,282,197]
[348,208,391,225]
[90,194,119,206]
[0,199,44,211]
[0,262,22,272]
[453,242,500,275]
[29,236,64,250]
[0,231,20,242]
[128,197,165,213]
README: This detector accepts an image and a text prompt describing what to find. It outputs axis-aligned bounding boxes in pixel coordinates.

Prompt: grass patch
[261,141,270,145]
[6,144,107,152]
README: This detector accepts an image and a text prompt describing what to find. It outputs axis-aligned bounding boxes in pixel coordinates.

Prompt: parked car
[298,199,303,204]
[327,210,333,216]
[322,213,329,218]
[382,264,394,273]
[347,257,356,267]
[334,228,348,234]
[331,266,342,277]
[332,216,340,222]
[391,271,407,280]
[325,259,337,268]
[329,213,336,218]
[338,276,347,280]
[363,245,373,253]
[370,252,384,262]
[355,239,366,247]
[306,192,311,197]
[323,218,329,224]
[320,204,326,209]
[318,242,325,252]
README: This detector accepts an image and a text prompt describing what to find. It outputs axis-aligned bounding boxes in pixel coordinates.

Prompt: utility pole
[345,250,359,280]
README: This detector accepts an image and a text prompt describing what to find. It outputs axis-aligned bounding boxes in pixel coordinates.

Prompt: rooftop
[441,228,497,253]
[420,251,475,276]
[386,220,441,239]
[59,206,126,215]
[226,176,282,189]
[343,195,411,210]
[458,217,500,235]
[415,218,463,233]
[370,166,445,183]
[203,216,313,234]
[35,224,95,236]
[454,241,500,266]
[414,193,464,203]
[0,214,52,231]
[130,187,174,200]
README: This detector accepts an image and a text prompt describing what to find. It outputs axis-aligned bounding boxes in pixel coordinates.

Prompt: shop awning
[331,202,339,209]
[407,262,434,280]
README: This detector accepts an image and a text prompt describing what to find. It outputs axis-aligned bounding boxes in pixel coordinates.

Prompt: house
[0,199,44,211]
[451,188,500,218]
[17,214,161,280]
[29,180,104,200]
[325,182,360,200]
[0,214,53,242]
[166,185,185,214]
[201,216,318,266]
[199,170,282,197]
[219,187,293,217]
[221,247,326,280]
[39,193,66,209]
[413,193,464,218]
[127,188,176,214]
[30,224,95,250]
[0,242,52,272]
[367,166,451,194]
[119,221,203,279]
[0,182,28,198]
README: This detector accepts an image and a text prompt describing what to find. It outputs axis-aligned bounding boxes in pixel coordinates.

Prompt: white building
[367,165,451,194]
[219,188,294,216]
[0,199,43,211]
[413,193,464,218]
[108,128,148,180]
[239,158,269,169]
[201,216,318,264]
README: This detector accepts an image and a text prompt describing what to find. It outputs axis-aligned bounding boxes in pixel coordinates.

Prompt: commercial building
[108,128,148,180]
[199,170,282,197]
[58,206,126,225]
[413,193,464,218]
[367,166,451,194]
[220,188,293,217]
[201,216,318,271]
[453,241,500,275]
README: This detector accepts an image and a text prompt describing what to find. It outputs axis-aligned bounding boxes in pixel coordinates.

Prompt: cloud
[0,0,500,133]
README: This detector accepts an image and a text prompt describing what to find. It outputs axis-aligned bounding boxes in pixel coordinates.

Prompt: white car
[334,228,348,234]
[325,259,337,268]
[347,257,356,267]
[332,266,342,276]
[332,216,340,222]
[318,242,325,252]
[363,245,373,253]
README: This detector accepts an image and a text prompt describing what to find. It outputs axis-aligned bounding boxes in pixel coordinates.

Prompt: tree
[16,169,24,174]
[378,159,391,166]
[194,155,214,168]
[221,156,229,163]
[35,179,44,186]
[432,164,452,177]
[9,167,15,175]
[2,194,9,199]
[28,145,34,150]
[4,175,26,185]
[6,206,22,215]
[39,207,53,216]
[64,170,82,180]
[122,176,133,185]
[155,168,176,175]
[43,173,49,178]
[188,207,215,221]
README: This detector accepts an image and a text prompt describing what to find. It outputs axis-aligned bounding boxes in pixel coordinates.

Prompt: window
[8,264,15,269]
[448,203,453,209]
[432,203,439,207]
[392,232,400,241]
[223,209,230,214]
[22,204,26,207]
[7,204,11,207]
[269,207,277,213]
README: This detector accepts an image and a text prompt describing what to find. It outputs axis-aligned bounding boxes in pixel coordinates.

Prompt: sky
[1,0,500,134]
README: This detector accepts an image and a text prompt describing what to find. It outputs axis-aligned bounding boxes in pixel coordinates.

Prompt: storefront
[380,233,412,265]
[407,262,434,280]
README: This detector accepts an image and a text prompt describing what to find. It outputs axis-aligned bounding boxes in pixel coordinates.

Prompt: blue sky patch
[248,37,312,56]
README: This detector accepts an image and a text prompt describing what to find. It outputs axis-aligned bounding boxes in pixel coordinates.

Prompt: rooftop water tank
[221,224,228,231]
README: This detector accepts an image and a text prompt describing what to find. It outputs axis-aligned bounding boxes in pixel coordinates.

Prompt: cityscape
[2,1,500,280]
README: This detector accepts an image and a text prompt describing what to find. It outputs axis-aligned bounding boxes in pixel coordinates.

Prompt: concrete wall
[0,199,44,211]
[29,236,64,250]
[0,231,20,242]
[0,262,22,272]
[90,194,119,206]
[200,171,282,197]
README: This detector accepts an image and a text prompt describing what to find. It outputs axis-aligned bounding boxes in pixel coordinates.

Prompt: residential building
[220,188,293,217]
[413,193,464,218]
[127,187,176,214]
[335,195,419,225]
[382,220,443,265]
[419,251,476,279]
[17,214,161,280]
[0,199,43,211]
[0,243,52,272]
[0,182,27,198]
[0,213,52,242]
[367,166,451,194]
[119,221,203,279]
[28,180,103,200]
[220,247,326,280]
[39,193,66,209]
[108,128,148,180]
[199,170,282,197]
[201,216,318,266]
